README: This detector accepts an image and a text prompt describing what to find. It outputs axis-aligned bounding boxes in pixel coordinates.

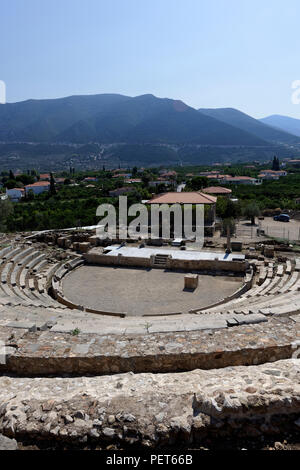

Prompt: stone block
[184,274,198,290]
[78,242,91,253]
[57,237,66,247]
[64,239,72,249]
[0,434,18,450]
[264,246,274,258]
[88,235,99,246]
[231,241,242,252]
[6,321,36,330]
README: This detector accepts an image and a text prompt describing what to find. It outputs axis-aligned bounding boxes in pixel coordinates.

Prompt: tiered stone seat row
[200,258,300,317]
[0,244,82,310]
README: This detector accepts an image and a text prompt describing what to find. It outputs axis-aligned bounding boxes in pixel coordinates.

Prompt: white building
[149,180,172,187]
[6,188,25,202]
[258,170,287,180]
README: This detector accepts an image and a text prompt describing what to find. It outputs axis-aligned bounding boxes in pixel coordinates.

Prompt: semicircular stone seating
[0,239,299,448]
[0,240,300,336]
[199,257,300,322]
[0,243,84,312]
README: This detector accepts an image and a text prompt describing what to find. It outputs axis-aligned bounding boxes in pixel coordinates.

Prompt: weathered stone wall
[166,257,247,273]
[1,316,299,376]
[0,360,299,447]
[84,252,248,273]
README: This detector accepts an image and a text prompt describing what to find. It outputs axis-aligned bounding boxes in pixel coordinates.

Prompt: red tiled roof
[259,170,285,174]
[25,181,50,188]
[224,176,255,181]
[203,186,232,194]
[161,171,177,177]
[10,188,25,192]
[147,192,216,205]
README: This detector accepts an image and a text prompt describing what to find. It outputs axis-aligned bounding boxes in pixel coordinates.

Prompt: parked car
[273,214,290,222]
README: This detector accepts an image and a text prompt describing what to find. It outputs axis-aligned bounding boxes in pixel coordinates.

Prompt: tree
[50,173,56,196]
[16,174,35,185]
[216,197,241,219]
[272,156,280,171]
[222,217,235,253]
[0,199,13,232]
[141,171,151,187]
[5,179,19,190]
[243,201,260,225]
[26,189,35,201]
[185,176,209,191]
[9,170,15,180]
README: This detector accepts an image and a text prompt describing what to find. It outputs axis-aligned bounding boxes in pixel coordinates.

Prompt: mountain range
[0,93,299,146]
[260,114,300,138]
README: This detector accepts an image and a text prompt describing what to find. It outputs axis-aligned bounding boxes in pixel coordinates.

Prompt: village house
[160,170,177,179]
[109,187,132,197]
[258,170,287,180]
[39,173,51,181]
[286,159,300,167]
[222,176,261,185]
[54,177,66,185]
[203,186,232,198]
[83,177,98,183]
[112,168,128,174]
[6,187,25,202]
[198,172,232,182]
[147,191,217,236]
[25,181,50,195]
[126,178,142,184]
[112,173,132,179]
[149,179,172,188]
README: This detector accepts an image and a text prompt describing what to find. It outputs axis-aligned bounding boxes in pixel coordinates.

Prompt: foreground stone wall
[1,316,299,376]
[0,360,299,447]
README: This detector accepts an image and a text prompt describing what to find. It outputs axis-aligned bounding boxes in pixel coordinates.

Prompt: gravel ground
[62,265,242,315]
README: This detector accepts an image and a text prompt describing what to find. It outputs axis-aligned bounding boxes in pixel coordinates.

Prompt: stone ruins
[0,230,299,449]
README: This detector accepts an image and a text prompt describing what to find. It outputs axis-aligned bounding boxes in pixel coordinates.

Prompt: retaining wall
[84,252,248,273]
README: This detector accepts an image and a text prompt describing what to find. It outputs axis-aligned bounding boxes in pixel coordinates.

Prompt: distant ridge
[198,107,299,144]
[260,114,300,138]
[0,93,271,146]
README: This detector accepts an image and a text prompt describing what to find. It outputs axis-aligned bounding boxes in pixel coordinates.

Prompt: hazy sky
[1,0,300,118]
